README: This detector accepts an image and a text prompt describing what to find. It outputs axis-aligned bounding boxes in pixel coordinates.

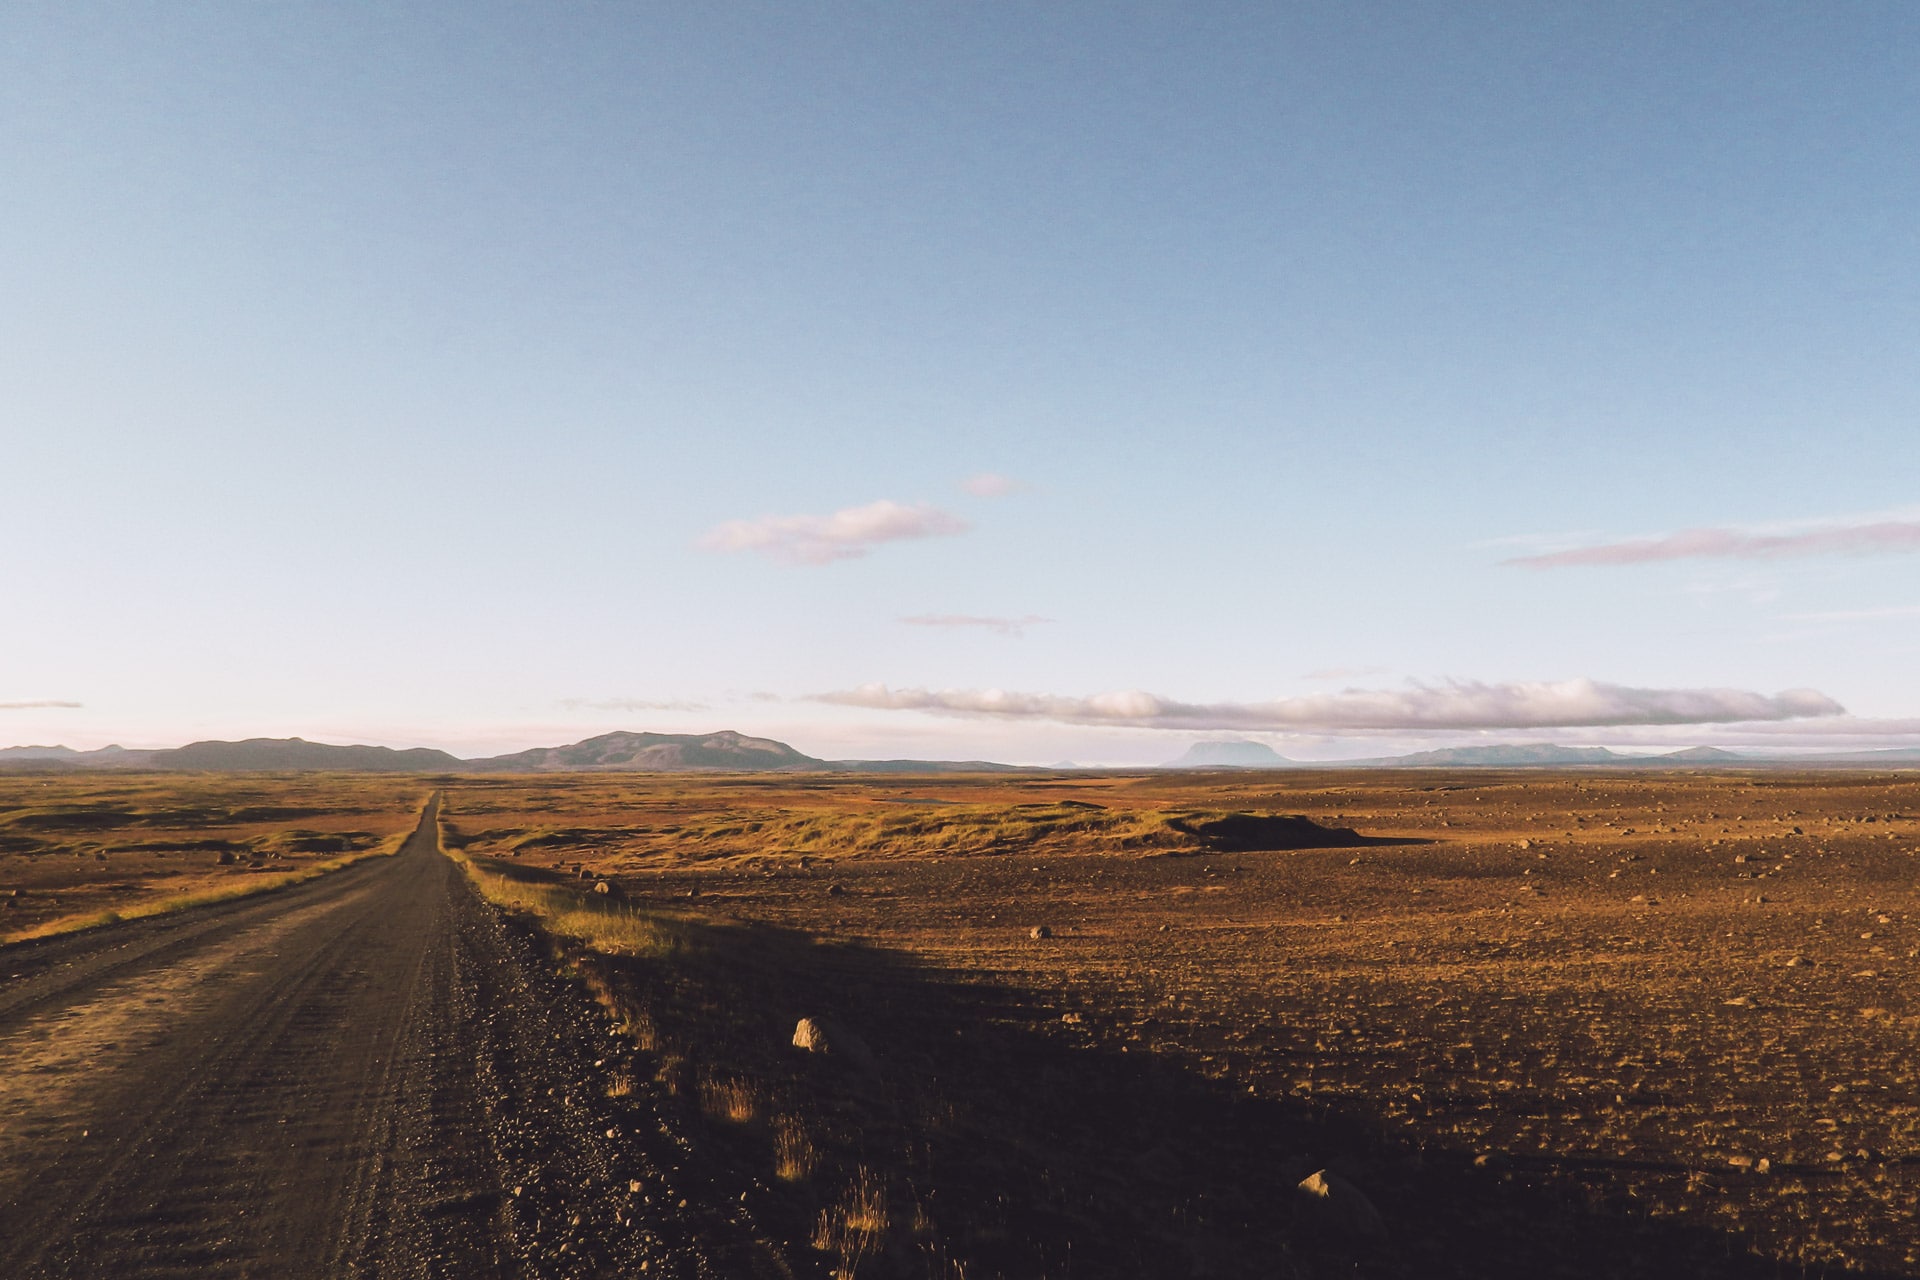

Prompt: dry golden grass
[811,1166,891,1279]
[773,1115,817,1182]
[698,1073,760,1124]
[0,774,429,946]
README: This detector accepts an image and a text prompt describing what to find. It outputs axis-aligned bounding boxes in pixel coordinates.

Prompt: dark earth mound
[1169,811,1372,851]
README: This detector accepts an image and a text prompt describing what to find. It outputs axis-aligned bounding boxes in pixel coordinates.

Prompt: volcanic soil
[443,769,1920,1278]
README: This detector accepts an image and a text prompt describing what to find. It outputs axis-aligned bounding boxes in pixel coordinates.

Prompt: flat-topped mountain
[1164,740,1293,768]
[472,730,821,773]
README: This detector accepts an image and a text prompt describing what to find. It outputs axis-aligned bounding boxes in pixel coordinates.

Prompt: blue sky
[5,2,1920,763]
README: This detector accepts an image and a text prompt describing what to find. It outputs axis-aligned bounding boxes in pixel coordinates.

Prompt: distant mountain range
[1345,743,1748,767]
[1160,740,1911,769]
[4,731,1919,774]
[0,730,1034,775]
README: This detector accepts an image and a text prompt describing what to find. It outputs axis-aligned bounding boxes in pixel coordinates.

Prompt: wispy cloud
[900,613,1052,637]
[0,700,81,710]
[1506,517,1920,568]
[1304,665,1388,681]
[700,499,970,565]
[960,472,1025,498]
[816,679,1843,732]
[558,698,709,713]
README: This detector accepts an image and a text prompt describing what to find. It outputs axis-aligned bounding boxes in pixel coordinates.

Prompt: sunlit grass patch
[699,1073,761,1124]
[442,843,698,958]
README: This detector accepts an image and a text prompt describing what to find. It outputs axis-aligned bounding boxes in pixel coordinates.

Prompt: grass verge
[441,828,697,960]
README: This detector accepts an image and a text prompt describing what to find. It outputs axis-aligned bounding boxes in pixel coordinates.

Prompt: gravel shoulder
[0,796,782,1279]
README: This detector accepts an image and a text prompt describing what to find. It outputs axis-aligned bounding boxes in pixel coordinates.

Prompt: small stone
[1030,925,1052,940]
[826,883,845,896]
[1785,956,1810,968]
[1296,1168,1386,1239]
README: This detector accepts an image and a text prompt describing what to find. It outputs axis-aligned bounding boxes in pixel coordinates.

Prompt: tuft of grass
[774,1115,818,1183]
[813,1166,892,1278]
[699,1073,760,1124]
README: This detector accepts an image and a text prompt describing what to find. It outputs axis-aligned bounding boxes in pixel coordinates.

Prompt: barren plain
[3,768,1917,1277]
[443,769,1920,1277]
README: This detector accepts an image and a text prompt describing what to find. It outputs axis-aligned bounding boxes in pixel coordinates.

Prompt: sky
[5,2,1920,765]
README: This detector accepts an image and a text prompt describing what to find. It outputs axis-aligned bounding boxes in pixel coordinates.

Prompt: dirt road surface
[0,797,783,1280]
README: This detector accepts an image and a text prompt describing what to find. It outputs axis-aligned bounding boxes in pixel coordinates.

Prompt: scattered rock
[217,851,237,865]
[1295,1168,1385,1239]
[826,883,846,897]
[1785,955,1810,968]
[792,1016,877,1071]
[592,880,620,898]
[1030,924,1053,940]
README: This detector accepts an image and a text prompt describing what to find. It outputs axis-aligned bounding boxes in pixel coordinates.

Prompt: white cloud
[700,499,970,565]
[815,678,1843,732]
[0,700,81,710]
[1506,515,1920,568]
[558,698,709,713]
[960,472,1024,498]
[900,614,1052,637]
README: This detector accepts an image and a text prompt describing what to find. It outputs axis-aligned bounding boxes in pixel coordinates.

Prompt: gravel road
[0,797,786,1279]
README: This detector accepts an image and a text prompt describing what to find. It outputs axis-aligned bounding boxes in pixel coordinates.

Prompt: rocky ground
[445,769,1920,1278]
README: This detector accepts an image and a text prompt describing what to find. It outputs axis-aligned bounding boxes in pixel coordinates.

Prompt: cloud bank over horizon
[700,499,970,565]
[0,701,82,711]
[1506,516,1920,568]
[816,679,1844,732]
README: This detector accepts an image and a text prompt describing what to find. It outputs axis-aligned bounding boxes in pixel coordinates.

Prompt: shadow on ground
[1166,812,1427,853]
[483,858,1892,1279]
